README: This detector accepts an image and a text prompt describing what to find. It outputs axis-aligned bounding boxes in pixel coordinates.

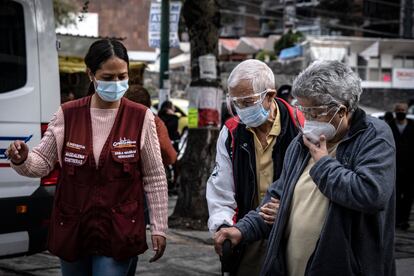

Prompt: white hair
[292,60,362,112]
[227,59,275,94]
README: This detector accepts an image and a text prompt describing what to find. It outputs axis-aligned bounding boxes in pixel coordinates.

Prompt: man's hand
[214,227,242,256]
[259,197,280,225]
[6,141,29,165]
[149,235,166,262]
[303,135,328,162]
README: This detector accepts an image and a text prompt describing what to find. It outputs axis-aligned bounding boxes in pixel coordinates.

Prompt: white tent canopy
[234,37,267,54]
[309,40,350,61]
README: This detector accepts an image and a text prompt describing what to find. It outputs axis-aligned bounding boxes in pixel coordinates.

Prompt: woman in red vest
[6,39,168,276]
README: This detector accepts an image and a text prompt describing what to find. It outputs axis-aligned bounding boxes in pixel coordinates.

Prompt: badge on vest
[112,137,137,149]
[64,142,88,166]
[112,137,138,162]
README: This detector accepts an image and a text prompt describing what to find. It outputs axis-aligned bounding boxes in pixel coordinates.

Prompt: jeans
[60,255,134,276]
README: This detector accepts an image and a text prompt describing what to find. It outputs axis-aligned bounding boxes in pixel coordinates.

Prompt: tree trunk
[170,128,219,229]
[170,0,221,229]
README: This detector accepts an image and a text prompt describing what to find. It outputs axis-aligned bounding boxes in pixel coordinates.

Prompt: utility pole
[159,0,170,106]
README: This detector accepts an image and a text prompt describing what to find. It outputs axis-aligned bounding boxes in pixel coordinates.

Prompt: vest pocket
[48,201,81,262]
[110,200,147,260]
[110,151,139,180]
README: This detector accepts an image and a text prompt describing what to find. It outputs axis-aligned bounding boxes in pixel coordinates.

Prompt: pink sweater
[12,107,168,237]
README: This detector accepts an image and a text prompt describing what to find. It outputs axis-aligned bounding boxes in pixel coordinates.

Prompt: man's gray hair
[227,59,275,93]
[292,60,362,112]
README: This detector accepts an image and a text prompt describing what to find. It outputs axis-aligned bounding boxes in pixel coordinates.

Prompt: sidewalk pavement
[395,208,414,276]
[0,196,412,276]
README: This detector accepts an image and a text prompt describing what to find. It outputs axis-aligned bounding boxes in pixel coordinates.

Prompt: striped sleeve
[140,110,169,237]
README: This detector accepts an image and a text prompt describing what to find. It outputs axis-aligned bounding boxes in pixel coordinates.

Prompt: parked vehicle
[0,0,60,258]
[371,112,414,120]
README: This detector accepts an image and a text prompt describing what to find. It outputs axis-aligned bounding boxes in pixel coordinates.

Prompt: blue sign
[279,45,303,60]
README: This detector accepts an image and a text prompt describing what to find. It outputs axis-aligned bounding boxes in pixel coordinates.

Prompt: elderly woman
[214,60,396,276]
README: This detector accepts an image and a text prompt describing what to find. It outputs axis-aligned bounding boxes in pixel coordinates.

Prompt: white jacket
[206,126,238,234]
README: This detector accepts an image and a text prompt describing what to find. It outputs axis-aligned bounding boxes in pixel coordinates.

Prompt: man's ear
[339,105,348,118]
[267,89,276,100]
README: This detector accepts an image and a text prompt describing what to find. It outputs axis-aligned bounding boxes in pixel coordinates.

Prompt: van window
[0,1,26,93]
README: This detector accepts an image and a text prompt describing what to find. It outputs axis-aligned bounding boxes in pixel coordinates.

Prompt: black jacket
[225,98,300,221]
[388,118,414,178]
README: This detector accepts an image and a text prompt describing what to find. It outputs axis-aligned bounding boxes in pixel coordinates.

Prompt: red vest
[48,96,148,261]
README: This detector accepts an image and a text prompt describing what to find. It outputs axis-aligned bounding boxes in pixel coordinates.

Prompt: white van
[0,0,60,258]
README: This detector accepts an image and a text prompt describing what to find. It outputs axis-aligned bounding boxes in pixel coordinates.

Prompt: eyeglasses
[294,104,339,120]
[228,89,274,109]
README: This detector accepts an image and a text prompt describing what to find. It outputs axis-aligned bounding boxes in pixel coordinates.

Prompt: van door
[0,0,42,198]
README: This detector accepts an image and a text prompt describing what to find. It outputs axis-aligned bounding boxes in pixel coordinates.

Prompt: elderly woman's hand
[259,197,280,225]
[303,135,329,162]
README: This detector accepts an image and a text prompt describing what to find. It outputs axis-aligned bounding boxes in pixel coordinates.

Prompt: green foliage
[53,0,77,28]
[256,50,276,62]
[274,29,305,55]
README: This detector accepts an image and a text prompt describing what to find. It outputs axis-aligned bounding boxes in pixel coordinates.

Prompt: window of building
[393,56,404,68]
[381,69,392,82]
[0,1,26,94]
[404,56,414,68]
[369,68,380,81]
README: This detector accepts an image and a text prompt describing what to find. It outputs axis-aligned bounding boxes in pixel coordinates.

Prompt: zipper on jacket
[241,143,257,209]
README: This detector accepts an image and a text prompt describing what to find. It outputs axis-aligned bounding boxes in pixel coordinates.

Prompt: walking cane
[221,239,232,276]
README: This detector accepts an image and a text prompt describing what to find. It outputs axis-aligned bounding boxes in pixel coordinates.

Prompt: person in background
[6,39,168,276]
[383,111,394,125]
[125,85,177,166]
[388,102,414,230]
[207,59,301,275]
[158,100,181,145]
[61,90,75,103]
[158,100,181,194]
[214,60,396,276]
[277,84,294,105]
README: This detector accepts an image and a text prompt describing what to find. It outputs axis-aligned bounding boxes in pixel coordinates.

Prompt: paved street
[0,230,220,276]
[0,196,413,276]
[0,196,221,276]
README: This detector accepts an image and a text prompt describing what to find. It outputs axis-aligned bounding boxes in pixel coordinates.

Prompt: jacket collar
[345,107,368,139]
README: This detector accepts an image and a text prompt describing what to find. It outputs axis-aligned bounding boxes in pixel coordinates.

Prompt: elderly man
[215,60,396,276]
[206,59,301,275]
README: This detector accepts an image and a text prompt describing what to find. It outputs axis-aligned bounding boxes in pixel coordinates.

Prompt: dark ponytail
[84,39,129,95]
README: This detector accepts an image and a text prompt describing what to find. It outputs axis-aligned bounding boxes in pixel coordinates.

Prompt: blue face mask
[94,79,129,102]
[235,102,269,127]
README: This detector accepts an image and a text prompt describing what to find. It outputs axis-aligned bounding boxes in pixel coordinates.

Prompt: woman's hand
[149,235,166,262]
[6,141,29,165]
[214,227,242,256]
[303,135,328,162]
[259,197,280,225]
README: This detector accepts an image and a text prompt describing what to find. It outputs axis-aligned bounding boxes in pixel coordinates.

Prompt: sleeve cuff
[10,155,31,174]
[151,230,167,238]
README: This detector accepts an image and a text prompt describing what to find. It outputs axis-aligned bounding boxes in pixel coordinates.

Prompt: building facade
[73,0,153,51]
